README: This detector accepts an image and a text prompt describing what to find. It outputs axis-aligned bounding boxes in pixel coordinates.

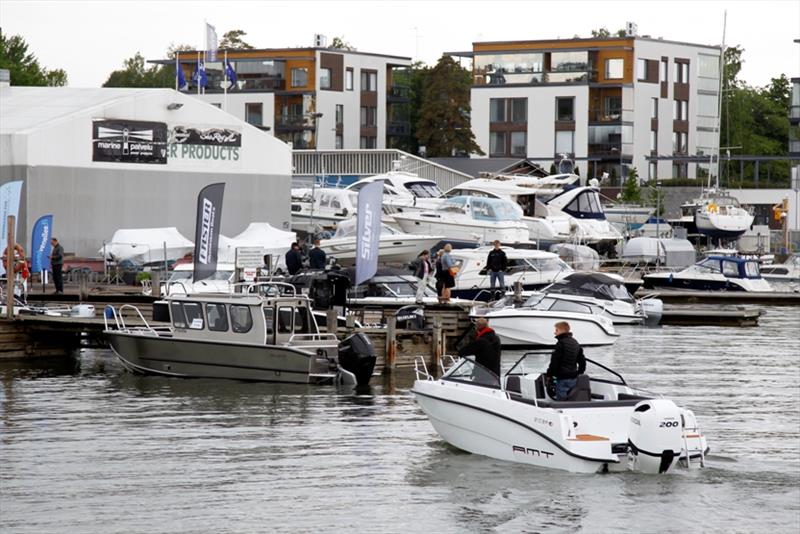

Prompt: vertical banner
[193,183,225,283]
[30,214,53,273]
[0,181,23,275]
[355,181,383,286]
[206,23,218,62]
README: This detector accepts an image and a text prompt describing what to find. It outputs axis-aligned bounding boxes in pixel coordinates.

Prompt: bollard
[384,315,397,373]
[79,272,89,301]
[151,271,161,298]
[326,309,338,335]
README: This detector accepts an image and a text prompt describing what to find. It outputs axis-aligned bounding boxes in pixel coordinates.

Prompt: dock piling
[6,215,14,320]
[385,315,397,373]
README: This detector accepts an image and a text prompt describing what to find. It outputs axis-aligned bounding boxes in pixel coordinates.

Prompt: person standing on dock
[308,239,327,270]
[413,249,433,304]
[440,244,456,303]
[50,238,64,294]
[486,240,508,293]
[285,242,303,275]
[434,249,446,303]
[458,317,501,377]
[546,321,586,401]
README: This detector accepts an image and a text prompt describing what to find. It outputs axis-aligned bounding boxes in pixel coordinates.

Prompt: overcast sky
[2,0,798,88]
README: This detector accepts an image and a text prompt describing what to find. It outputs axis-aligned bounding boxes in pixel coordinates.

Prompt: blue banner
[30,214,53,273]
[355,181,383,285]
[0,181,23,275]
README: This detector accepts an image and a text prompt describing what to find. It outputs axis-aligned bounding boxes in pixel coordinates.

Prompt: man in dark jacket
[308,239,327,270]
[285,242,303,275]
[458,317,502,378]
[486,240,508,291]
[546,321,586,400]
[50,237,64,294]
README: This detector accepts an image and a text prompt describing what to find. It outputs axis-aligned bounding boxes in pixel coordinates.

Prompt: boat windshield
[743,261,760,278]
[406,181,443,198]
[468,197,523,221]
[169,271,192,282]
[442,357,500,388]
[333,219,399,238]
[688,258,722,274]
[563,190,606,220]
[349,276,435,298]
[526,257,571,274]
[546,274,632,302]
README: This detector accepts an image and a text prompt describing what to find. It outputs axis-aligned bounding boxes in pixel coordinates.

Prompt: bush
[135,272,151,284]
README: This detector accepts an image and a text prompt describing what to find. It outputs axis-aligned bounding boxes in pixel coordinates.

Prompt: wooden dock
[637,290,800,305]
[659,307,762,327]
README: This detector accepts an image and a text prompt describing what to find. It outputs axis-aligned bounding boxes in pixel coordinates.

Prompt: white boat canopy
[100,227,194,264]
[218,223,296,264]
[549,243,600,271]
[622,237,696,268]
[332,218,402,238]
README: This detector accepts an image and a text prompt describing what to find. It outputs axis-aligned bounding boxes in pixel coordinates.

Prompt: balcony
[387,120,410,137]
[387,85,410,103]
[275,114,314,130]
[588,143,633,159]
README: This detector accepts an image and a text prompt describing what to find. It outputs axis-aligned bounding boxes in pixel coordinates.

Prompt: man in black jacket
[285,242,303,275]
[486,240,508,292]
[546,321,586,400]
[308,239,327,270]
[458,317,502,378]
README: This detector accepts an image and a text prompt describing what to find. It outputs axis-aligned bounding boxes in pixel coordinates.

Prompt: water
[1,306,799,533]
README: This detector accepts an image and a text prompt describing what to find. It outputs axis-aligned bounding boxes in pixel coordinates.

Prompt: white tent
[621,237,696,268]
[100,227,194,264]
[218,223,296,267]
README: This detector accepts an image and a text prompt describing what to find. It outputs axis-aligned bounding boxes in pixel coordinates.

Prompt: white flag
[206,23,218,62]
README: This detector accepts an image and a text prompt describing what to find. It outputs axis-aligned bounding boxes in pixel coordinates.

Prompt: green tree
[102,52,173,88]
[330,36,355,51]
[590,27,627,38]
[643,181,665,216]
[620,167,642,203]
[167,42,193,59]
[219,30,253,50]
[0,33,67,86]
[416,56,484,157]
[549,163,557,174]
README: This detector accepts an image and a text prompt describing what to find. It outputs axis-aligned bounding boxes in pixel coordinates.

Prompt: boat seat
[565,374,591,402]
[508,393,646,409]
[617,393,652,401]
[505,375,522,394]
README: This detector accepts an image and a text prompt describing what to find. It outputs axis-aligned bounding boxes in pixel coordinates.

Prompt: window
[605,58,624,79]
[650,130,657,152]
[672,132,687,153]
[674,61,690,83]
[211,103,222,109]
[490,98,506,122]
[556,97,574,121]
[170,302,187,328]
[278,307,293,333]
[183,303,204,330]
[672,100,688,121]
[555,130,574,154]
[660,59,668,82]
[604,96,621,119]
[490,131,506,156]
[510,98,527,123]
[230,305,253,333]
[335,104,343,126]
[510,131,527,156]
[335,134,343,149]
[360,70,377,91]
[346,68,353,90]
[649,162,657,180]
[637,58,647,81]
[360,136,376,149]
[206,303,229,332]
[697,93,717,117]
[360,106,376,127]
[651,97,658,119]
[264,308,274,343]
[320,67,331,89]
[291,67,308,87]
[245,103,263,127]
[722,261,739,277]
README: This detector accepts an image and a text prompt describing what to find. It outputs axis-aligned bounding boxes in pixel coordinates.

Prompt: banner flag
[0,181,23,275]
[355,181,383,286]
[225,60,237,90]
[193,183,225,283]
[206,23,218,62]
[176,58,187,90]
[30,214,53,273]
[192,59,208,88]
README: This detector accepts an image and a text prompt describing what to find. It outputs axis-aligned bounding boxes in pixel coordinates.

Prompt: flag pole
[175,54,178,91]
[197,51,201,96]
[223,49,228,112]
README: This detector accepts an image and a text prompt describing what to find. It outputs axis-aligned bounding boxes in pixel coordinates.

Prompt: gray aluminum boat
[103,283,375,386]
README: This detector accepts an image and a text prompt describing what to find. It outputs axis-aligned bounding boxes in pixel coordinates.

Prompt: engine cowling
[627,399,684,474]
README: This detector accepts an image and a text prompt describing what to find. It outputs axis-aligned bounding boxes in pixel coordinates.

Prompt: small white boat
[319,218,442,267]
[643,256,773,292]
[100,227,194,265]
[290,187,358,233]
[447,247,573,300]
[543,184,622,256]
[760,254,800,283]
[159,263,236,295]
[391,196,530,247]
[471,294,619,347]
[411,353,708,474]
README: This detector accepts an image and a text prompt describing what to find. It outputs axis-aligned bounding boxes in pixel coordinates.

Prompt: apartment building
[790,39,800,163]
[450,29,721,182]
[157,41,412,150]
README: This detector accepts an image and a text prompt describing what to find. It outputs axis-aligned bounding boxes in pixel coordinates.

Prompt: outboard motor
[338,333,377,387]
[395,305,425,330]
[640,298,664,326]
[627,399,684,474]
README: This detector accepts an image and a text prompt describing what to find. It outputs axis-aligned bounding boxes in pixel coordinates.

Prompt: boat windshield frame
[441,357,501,389]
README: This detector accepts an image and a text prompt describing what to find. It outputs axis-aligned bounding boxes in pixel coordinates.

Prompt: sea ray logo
[359,204,373,260]
[199,129,238,144]
[198,198,214,264]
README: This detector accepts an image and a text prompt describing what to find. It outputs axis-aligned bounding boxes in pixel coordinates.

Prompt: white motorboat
[447,247,573,301]
[443,179,571,246]
[603,204,654,232]
[759,254,800,283]
[693,190,754,239]
[344,166,445,215]
[411,352,708,474]
[391,196,530,247]
[319,218,442,267]
[539,272,662,325]
[290,187,357,233]
[631,216,674,238]
[159,263,236,295]
[542,184,622,256]
[471,294,619,347]
[643,256,773,292]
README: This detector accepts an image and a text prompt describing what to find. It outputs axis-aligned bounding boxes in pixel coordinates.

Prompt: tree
[330,36,356,51]
[219,29,253,50]
[102,52,173,88]
[620,167,642,203]
[0,33,68,86]
[590,27,627,38]
[549,163,557,174]
[416,56,484,157]
[167,42,193,60]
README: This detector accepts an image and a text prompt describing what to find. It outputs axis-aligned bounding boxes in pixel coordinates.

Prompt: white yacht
[603,204,654,232]
[693,190,754,239]
[542,184,622,256]
[391,196,530,247]
[759,254,800,283]
[345,168,444,215]
[411,353,708,474]
[471,293,619,347]
[643,256,773,292]
[447,247,573,301]
[319,218,442,267]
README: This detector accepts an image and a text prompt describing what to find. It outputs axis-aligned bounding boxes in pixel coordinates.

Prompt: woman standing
[434,249,446,303]
[440,243,457,303]
[413,249,433,304]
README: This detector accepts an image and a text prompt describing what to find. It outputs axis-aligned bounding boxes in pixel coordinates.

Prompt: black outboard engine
[338,333,377,387]
[395,305,425,330]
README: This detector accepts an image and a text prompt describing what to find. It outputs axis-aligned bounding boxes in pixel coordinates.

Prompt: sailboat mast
[713,11,727,190]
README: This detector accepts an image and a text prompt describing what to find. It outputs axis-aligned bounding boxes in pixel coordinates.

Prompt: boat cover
[100,227,194,264]
[622,237,695,268]
[548,243,600,271]
[545,272,633,302]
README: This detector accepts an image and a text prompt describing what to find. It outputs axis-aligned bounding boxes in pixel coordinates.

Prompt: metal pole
[163,241,168,273]
[6,215,15,319]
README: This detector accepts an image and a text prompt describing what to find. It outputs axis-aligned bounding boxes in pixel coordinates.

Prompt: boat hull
[476,310,619,347]
[695,211,753,239]
[320,235,442,266]
[642,273,771,292]
[106,332,331,384]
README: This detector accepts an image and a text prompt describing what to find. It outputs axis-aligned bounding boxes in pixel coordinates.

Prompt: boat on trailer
[411,353,708,474]
[103,283,376,386]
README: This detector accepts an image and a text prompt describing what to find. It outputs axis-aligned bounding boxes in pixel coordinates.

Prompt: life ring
[707,203,718,214]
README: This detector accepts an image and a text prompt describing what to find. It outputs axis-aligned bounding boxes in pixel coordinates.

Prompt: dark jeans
[52,264,63,293]
[555,377,577,400]
[489,270,505,290]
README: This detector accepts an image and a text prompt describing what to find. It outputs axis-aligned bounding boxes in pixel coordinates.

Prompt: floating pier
[637,290,800,305]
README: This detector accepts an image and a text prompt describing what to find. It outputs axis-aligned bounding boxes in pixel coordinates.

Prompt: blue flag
[30,214,53,273]
[176,62,187,90]
[0,181,23,275]
[355,181,383,286]
[225,60,237,89]
[192,60,207,88]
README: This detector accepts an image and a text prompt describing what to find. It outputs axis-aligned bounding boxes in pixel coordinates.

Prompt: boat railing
[237,281,298,297]
[414,355,433,381]
[285,333,338,345]
[103,304,165,337]
[165,281,190,296]
[439,354,457,376]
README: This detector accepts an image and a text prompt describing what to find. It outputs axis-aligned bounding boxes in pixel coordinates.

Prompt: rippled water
[1,306,799,533]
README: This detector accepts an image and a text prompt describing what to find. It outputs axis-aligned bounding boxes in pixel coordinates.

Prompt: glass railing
[275,114,312,128]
